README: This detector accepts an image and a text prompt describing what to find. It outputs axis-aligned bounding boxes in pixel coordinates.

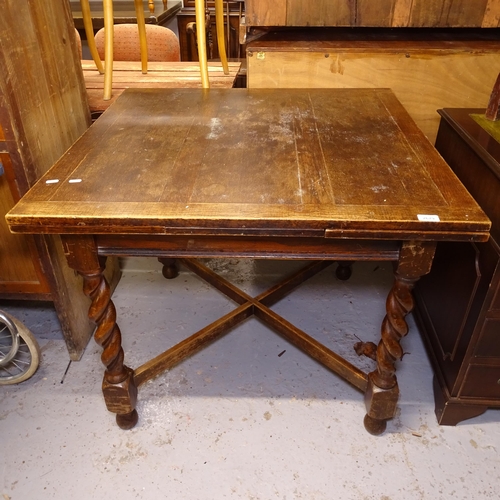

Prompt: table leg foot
[102,366,138,429]
[363,414,387,435]
[116,409,139,430]
[336,261,353,281]
[364,373,399,435]
[158,258,179,279]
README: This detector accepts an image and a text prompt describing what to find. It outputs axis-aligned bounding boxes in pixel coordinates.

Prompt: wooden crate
[245,0,500,27]
[247,29,500,143]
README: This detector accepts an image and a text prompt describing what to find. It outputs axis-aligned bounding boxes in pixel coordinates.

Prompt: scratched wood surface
[7,88,490,242]
[245,0,500,27]
[246,29,500,144]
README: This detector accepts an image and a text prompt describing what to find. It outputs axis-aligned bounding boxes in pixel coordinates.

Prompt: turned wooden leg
[364,241,436,435]
[158,258,179,279]
[62,235,138,429]
[364,273,416,434]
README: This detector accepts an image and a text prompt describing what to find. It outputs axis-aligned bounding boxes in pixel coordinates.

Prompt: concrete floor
[1,257,499,499]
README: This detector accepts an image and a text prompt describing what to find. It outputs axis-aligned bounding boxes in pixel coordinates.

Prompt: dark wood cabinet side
[414,109,500,425]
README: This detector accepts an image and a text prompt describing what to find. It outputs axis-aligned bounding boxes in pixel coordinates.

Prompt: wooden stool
[194,0,229,88]
[80,0,148,100]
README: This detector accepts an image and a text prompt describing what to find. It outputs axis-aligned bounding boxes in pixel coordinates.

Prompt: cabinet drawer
[460,366,500,399]
[475,318,500,358]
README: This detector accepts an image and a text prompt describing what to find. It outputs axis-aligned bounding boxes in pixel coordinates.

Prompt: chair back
[94,24,180,62]
[74,28,83,60]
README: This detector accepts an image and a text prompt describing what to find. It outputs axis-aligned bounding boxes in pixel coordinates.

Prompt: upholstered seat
[94,24,180,62]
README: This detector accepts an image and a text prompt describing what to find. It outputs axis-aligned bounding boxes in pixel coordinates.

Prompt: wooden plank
[357,0,400,27]
[0,155,47,291]
[245,0,496,27]
[409,0,489,27]
[245,0,287,26]
[0,0,120,359]
[287,0,355,26]
[392,0,413,26]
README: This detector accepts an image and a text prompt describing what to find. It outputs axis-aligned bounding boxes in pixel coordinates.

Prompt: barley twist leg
[82,266,138,429]
[363,273,417,435]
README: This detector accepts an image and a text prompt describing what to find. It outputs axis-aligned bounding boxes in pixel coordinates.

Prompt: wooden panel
[245,0,500,26]
[483,0,500,27]
[0,1,90,183]
[460,365,500,398]
[0,0,120,359]
[247,43,499,143]
[287,0,355,26]
[245,0,286,26]
[410,0,489,27]
[357,0,401,27]
[0,154,49,293]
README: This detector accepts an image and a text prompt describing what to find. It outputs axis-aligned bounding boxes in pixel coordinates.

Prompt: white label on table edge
[417,214,440,222]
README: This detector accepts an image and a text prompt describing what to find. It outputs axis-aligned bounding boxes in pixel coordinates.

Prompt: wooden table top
[82,60,242,113]
[7,88,490,242]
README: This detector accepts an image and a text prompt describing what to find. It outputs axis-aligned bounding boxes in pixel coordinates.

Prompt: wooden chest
[247,29,500,143]
[245,0,500,27]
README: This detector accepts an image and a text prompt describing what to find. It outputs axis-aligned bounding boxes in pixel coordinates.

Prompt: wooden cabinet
[245,0,500,27]
[247,29,500,144]
[414,108,500,425]
[0,0,120,360]
[177,3,245,62]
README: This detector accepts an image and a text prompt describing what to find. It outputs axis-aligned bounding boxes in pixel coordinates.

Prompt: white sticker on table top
[417,214,440,222]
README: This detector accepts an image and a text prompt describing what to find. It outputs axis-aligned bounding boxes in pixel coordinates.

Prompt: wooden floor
[82,60,241,113]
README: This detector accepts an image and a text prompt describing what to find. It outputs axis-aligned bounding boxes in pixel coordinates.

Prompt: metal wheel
[0,310,40,385]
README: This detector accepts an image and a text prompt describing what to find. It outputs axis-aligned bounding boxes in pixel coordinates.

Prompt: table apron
[95,235,402,261]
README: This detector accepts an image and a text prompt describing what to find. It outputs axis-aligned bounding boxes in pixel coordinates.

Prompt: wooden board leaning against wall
[246,29,500,144]
[0,0,120,360]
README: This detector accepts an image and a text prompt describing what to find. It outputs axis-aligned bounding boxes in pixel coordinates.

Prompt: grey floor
[1,257,499,500]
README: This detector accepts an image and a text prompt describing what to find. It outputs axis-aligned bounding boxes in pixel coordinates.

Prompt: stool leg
[102,0,114,100]
[79,0,104,74]
[195,0,209,88]
[214,0,229,75]
[134,0,148,74]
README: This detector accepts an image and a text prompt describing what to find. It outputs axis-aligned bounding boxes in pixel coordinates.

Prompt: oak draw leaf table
[6,88,490,434]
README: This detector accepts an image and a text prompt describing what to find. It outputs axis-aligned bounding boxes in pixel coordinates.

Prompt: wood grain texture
[0,154,46,291]
[0,0,119,359]
[7,88,489,242]
[410,0,489,27]
[245,0,499,27]
[82,60,241,113]
[245,0,287,26]
[247,33,500,143]
[287,0,355,26]
[483,0,500,27]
